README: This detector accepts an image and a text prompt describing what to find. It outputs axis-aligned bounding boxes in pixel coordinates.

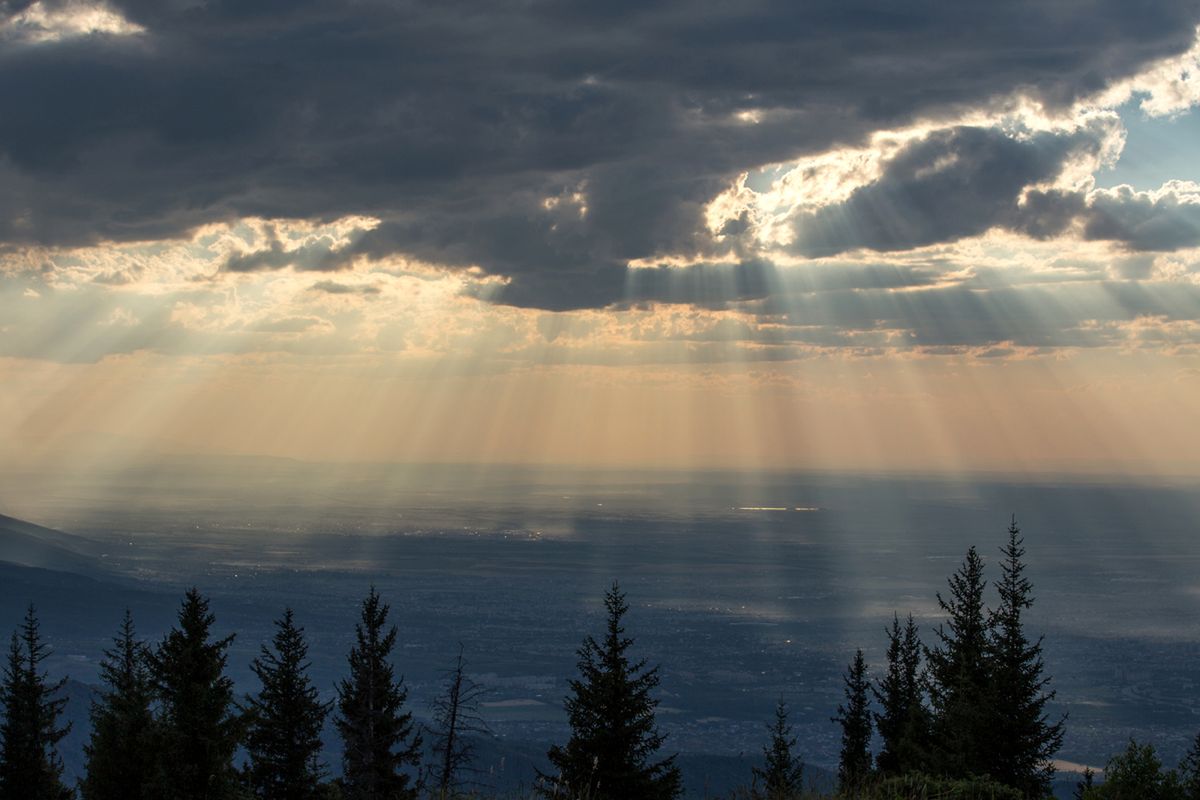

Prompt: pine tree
[428,645,490,799]
[872,614,929,776]
[0,605,72,800]
[833,649,872,795]
[986,518,1065,798]
[80,610,157,800]
[244,608,330,800]
[1180,732,1200,800]
[751,698,804,800]
[149,587,243,800]
[925,546,993,780]
[542,582,681,800]
[1074,767,1095,800]
[335,587,422,800]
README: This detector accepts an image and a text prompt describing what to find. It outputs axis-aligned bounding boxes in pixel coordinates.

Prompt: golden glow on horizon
[3,346,1199,480]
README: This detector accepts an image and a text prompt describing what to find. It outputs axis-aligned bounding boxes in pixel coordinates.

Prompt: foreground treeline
[1,587,433,800]
[1,520,1199,800]
[820,520,1200,800]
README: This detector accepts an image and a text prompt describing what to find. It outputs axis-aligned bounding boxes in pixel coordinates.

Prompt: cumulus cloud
[753,121,1200,258]
[1082,182,1200,250]
[788,124,1112,256]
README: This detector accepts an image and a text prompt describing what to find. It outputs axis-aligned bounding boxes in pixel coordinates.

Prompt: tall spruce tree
[335,587,422,800]
[244,608,330,800]
[872,614,929,776]
[542,582,681,800]
[149,588,243,800]
[986,518,1064,798]
[833,649,872,795]
[80,610,157,800]
[925,546,993,780]
[0,605,72,800]
[752,698,804,800]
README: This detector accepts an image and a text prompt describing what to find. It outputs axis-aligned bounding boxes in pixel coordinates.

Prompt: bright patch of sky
[1096,102,1200,189]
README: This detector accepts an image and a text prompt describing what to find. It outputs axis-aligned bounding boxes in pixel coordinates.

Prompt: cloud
[224,234,349,273]
[770,122,1200,258]
[0,0,143,44]
[1,1,1199,307]
[249,315,330,334]
[309,280,380,296]
[788,124,1111,256]
[1081,182,1200,250]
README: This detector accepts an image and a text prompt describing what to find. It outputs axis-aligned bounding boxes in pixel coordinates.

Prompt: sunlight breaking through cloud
[0,0,143,44]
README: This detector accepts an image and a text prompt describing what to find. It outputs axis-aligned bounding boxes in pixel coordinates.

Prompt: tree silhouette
[335,587,422,800]
[149,588,243,800]
[427,645,491,799]
[543,582,681,800]
[986,518,1064,797]
[752,698,804,800]
[1180,732,1200,800]
[244,608,330,800]
[1083,739,1185,800]
[0,604,71,800]
[872,613,929,776]
[926,546,993,780]
[80,610,157,800]
[1074,767,1096,800]
[833,648,872,794]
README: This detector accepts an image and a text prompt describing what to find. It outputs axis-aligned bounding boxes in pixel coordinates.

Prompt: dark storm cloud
[787,122,1200,257]
[1081,185,1200,251]
[790,125,1105,256]
[2,0,1199,307]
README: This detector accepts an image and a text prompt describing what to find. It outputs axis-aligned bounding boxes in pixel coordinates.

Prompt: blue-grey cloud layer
[2,0,1199,308]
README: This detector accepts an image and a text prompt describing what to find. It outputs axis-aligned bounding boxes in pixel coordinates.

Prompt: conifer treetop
[542,581,681,800]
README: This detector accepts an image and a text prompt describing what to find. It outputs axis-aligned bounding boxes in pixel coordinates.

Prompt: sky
[2,0,1200,479]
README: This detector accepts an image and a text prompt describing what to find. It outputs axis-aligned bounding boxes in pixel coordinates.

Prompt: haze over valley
[2,462,1196,795]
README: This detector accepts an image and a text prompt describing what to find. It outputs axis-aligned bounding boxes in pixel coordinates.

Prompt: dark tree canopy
[80,610,157,800]
[336,587,422,800]
[1181,732,1200,800]
[149,587,243,800]
[0,605,72,800]
[244,608,330,800]
[752,698,805,800]
[986,518,1065,798]
[925,546,994,780]
[833,648,873,794]
[872,613,930,777]
[1074,767,1097,800]
[1082,739,1186,800]
[543,582,681,800]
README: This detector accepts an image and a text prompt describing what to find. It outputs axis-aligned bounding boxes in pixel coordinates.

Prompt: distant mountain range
[0,512,107,575]
[0,512,178,667]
